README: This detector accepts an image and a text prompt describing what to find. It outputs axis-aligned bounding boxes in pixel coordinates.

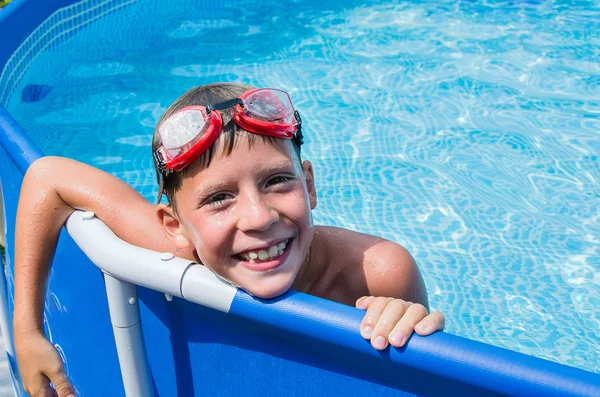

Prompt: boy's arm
[14,156,181,329]
[357,240,444,350]
[13,156,191,396]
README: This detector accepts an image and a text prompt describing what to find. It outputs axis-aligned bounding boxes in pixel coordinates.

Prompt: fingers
[48,370,75,397]
[360,297,412,350]
[355,295,375,309]
[24,374,51,397]
[415,311,445,335]
[387,303,429,348]
[373,299,414,350]
[359,297,442,351]
[25,364,75,397]
[360,297,391,340]
[17,331,76,397]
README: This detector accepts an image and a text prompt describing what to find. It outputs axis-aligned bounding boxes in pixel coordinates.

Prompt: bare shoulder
[316,226,428,308]
[362,235,428,308]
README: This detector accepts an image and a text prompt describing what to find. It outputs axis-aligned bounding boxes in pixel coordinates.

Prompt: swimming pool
[2,0,599,377]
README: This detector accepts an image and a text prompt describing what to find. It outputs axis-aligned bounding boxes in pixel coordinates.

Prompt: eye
[266,175,294,187]
[203,193,232,207]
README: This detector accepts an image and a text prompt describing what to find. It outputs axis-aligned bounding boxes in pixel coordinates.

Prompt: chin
[243,276,294,299]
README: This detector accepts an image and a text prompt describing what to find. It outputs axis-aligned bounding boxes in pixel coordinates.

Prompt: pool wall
[0,0,73,67]
[1,1,600,396]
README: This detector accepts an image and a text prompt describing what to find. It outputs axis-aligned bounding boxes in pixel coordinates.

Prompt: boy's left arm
[357,241,444,350]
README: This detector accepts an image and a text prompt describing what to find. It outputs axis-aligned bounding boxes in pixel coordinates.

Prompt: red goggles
[154,88,302,172]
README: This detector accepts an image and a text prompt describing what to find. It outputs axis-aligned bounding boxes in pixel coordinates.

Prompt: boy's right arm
[13,156,188,397]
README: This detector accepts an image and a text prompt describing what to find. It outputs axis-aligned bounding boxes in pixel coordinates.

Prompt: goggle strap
[153,148,168,174]
[293,110,304,145]
[207,98,243,113]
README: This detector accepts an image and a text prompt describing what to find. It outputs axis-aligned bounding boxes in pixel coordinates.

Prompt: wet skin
[158,135,317,298]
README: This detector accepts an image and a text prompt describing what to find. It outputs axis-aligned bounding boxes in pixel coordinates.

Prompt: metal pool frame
[1,1,600,396]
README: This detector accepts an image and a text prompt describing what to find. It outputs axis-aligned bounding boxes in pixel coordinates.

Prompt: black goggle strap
[206,98,244,114]
[293,110,304,145]
[153,148,168,174]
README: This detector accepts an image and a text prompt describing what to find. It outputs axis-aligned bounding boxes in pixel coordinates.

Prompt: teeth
[268,246,278,258]
[238,239,289,262]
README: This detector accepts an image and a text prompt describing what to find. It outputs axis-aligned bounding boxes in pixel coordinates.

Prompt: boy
[14,83,444,397]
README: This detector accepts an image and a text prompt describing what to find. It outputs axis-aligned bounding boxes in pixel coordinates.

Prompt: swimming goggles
[154,88,302,172]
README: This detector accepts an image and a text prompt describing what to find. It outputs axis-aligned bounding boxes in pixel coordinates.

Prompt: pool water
[4,0,599,373]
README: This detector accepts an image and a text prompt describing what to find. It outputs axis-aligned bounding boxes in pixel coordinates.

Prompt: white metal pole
[104,274,153,397]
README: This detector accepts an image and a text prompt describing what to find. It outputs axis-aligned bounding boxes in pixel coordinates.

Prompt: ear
[156,203,193,250]
[302,160,317,209]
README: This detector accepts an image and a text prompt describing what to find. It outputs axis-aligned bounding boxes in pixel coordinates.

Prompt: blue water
[3,0,599,373]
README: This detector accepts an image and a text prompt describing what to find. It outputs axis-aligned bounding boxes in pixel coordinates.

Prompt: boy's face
[162,135,317,298]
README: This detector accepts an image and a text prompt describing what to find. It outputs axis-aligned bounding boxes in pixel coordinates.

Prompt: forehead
[184,132,301,179]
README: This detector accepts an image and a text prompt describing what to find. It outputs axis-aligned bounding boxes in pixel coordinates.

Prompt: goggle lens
[158,108,208,160]
[243,89,295,125]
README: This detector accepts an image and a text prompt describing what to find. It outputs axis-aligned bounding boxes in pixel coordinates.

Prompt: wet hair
[152,82,303,209]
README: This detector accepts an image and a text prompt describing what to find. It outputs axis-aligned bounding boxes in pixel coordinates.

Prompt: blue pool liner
[0,0,75,68]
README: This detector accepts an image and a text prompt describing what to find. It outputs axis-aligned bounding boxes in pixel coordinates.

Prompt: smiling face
[159,133,317,298]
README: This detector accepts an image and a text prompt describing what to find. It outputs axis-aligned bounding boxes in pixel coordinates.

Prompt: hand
[356,296,445,350]
[15,330,75,397]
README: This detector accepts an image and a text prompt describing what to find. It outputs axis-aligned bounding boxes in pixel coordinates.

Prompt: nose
[237,191,279,232]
